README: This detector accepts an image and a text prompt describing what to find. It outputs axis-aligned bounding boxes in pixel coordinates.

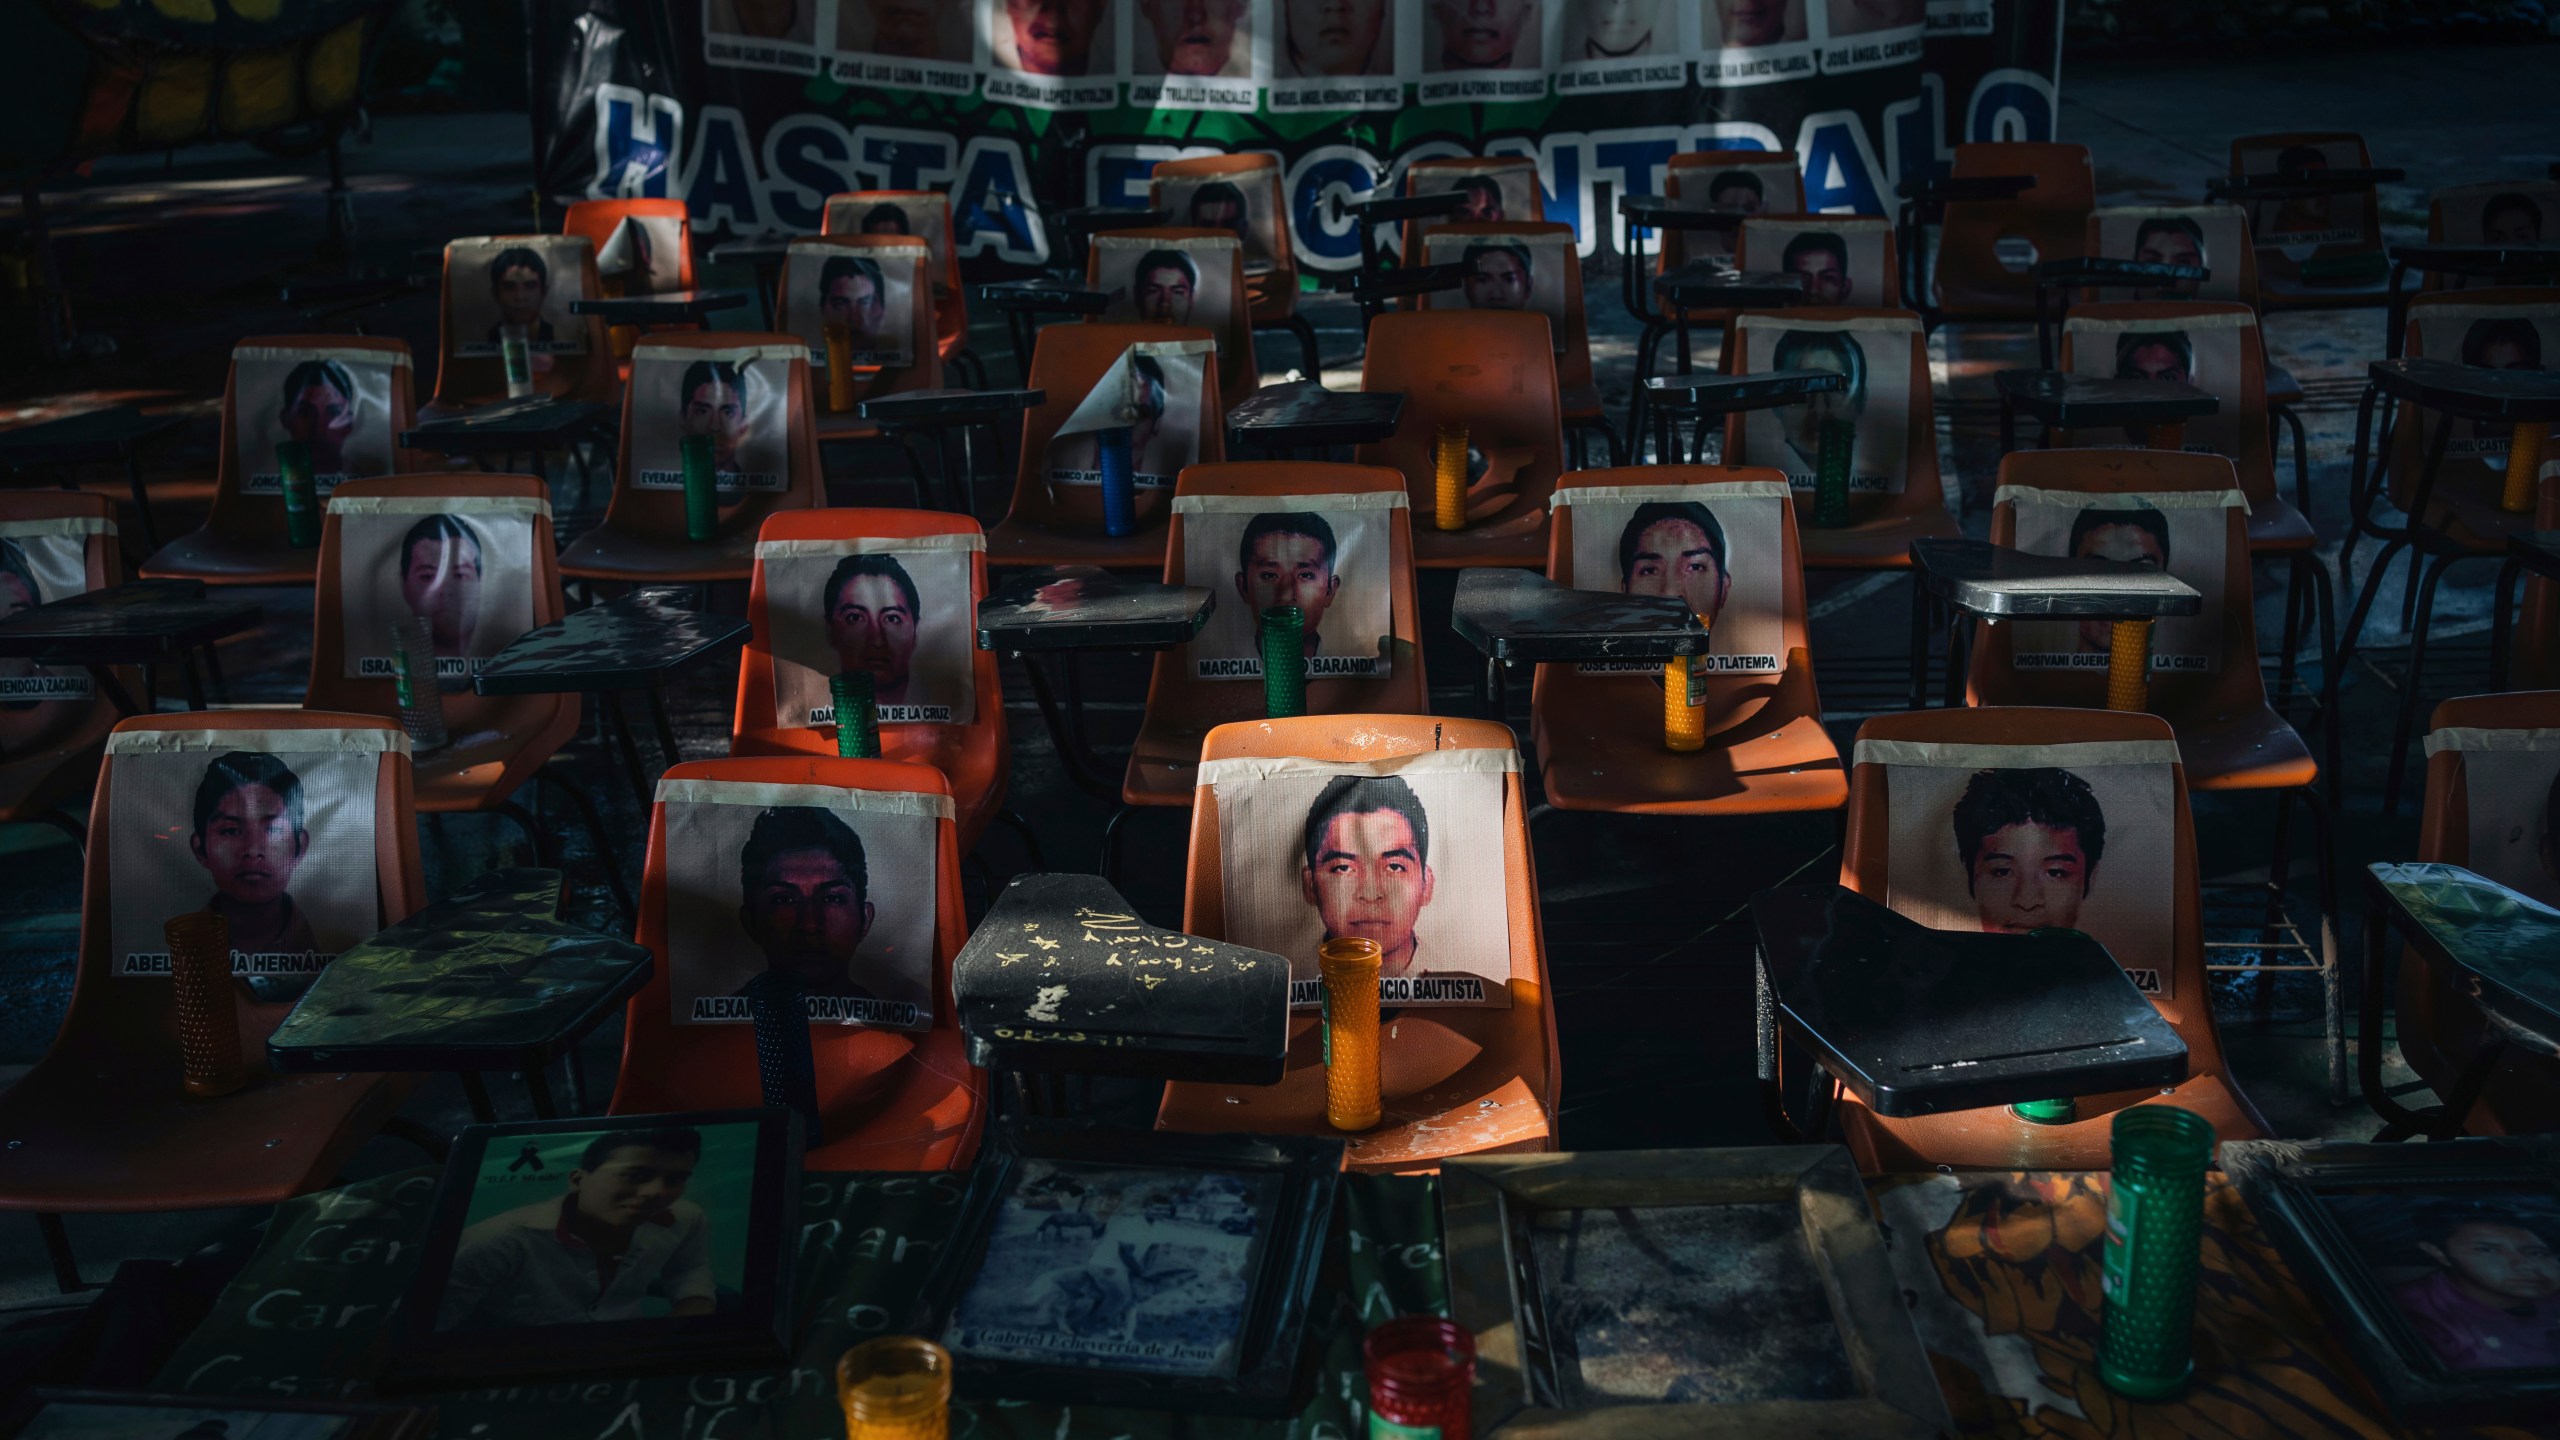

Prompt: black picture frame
[376,1106,801,1393]
[2233,1137,2560,1426]
[903,1122,1343,1418]
[2,1390,433,1440]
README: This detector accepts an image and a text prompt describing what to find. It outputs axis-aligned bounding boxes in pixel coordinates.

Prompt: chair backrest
[1841,706,2228,1072]
[74,711,424,1055]
[2389,287,2560,512]
[2228,132,2382,287]
[605,333,825,545]
[1971,447,2265,725]
[2084,206,2258,307]
[432,235,615,406]
[775,235,944,400]
[1353,310,1564,548]
[208,336,420,545]
[562,197,695,296]
[306,474,567,737]
[2429,180,2560,248]
[1401,156,1545,261]
[1151,153,1296,294]
[610,755,973,1129]
[1933,143,2095,319]
[1546,464,1809,689]
[1664,150,1804,270]
[1722,307,1942,531]
[1087,227,1260,405]
[737,507,1000,744]
[1421,221,1592,397]
[0,492,128,757]
[2059,300,2272,506]
[1738,215,1901,310]
[1005,323,1226,544]
[821,191,968,359]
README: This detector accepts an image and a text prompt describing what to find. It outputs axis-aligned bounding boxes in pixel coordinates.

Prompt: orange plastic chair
[1121,462,1428,813]
[2082,206,2260,309]
[1423,220,1624,467]
[2369,288,2560,559]
[1931,143,2095,322]
[563,197,697,295]
[559,332,827,586]
[985,323,1227,571]
[2423,181,2560,293]
[1721,307,1958,569]
[1151,153,1320,377]
[1086,226,1261,408]
[822,190,975,377]
[1400,156,1544,268]
[1737,215,1902,310]
[426,235,617,415]
[2229,132,2388,307]
[1354,310,1563,570]
[0,710,424,1286]
[773,235,944,452]
[143,336,422,586]
[1155,714,1561,1172]
[732,508,1010,853]
[0,493,135,845]
[1533,466,1844,815]
[1831,706,2270,1171]
[607,755,987,1170]
[2509,475,2560,693]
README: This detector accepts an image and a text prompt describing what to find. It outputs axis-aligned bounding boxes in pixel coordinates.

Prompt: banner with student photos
[1175,492,1399,681]
[1155,165,1287,275]
[2000,485,2236,678]
[596,212,687,294]
[446,236,590,357]
[233,345,404,497]
[2064,310,2249,464]
[1861,736,2179,998]
[1738,215,1893,307]
[1422,228,1574,354]
[0,517,104,709]
[755,533,979,727]
[629,342,801,494]
[1043,338,1214,494]
[1732,312,1916,497]
[1553,480,1788,676]
[1207,747,1517,1010]
[2428,727,2560,908]
[1666,155,1805,268]
[657,777,943,1030]
[2088,206,2246,304]
[2411,302,2560,470]
[776,239,924,371]
[107,728,397,979]
[330,496,543,682]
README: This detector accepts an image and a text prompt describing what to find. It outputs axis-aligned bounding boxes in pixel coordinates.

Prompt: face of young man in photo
[403,533,485,653]
[742,848,874,983]
[1434,0,1535,66]
[2475,338,2537,372]
[866,0,938,54]
[683,379,748,468]
[282,380,357,470]
[1191,196,1246,238]
[826,574,919,697]
[1006,0,1102,73]
[2424,1222,2560,1306]
[1238,530,1340,645]
[494,265,546,328]
[1624,517,1730,623]
[823,275,887,338]
[1136,264,1196,324]
[1302,807,1435,973]
[1463,251,1532,310]
[1286,0,1385,73]
[1452,184,1505,223]
[1584,0,1659,52]
[2133,227,2205,298]
[2121,341,2190,385]
[1143,0,1246,74]
[1782,343,1865,455]
[1967,821,2088,933]
[1719,0,1789,46]
[569,1145,698,1231]
[2072,521,2168,653]
[193,783,307,907]
[2483,205,2543,247]
[1789,244,1852,304]
[1709,179,1764,215]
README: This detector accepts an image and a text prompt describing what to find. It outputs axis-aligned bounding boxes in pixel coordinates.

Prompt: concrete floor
[2,45,2553,1305]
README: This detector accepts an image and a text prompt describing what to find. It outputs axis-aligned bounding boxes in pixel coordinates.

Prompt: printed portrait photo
[1741,217,1891,307]
[2451,742,2560,907]
[447,237,588,358]
[1560,0,1676,58]
[1130,0,1256,76]
[1277,0,1395,75]
[823,194,953,273]
[109,744,383,979]
[2413,308,2557,465]
[2235,138,2369,250]
[1561,486,1787,675]
[435,1118,761,1331]
[1407,164,1540,253]
[1045,344,1211,493]
[1094,236,1243,362]
[233,349,400,496]
[833,0,973,61]
[1157,171,1286,276]
[2432,183,2558,247]
[1424,230,1574,354]
[628,345,796,494]
[16,1401,355,1440]
[705,0,814,42]
[1703,0,1807,49]
[1826,0,1922,35]
[0,524,100,709]
[333,505,538,681]
[1880,757,2177,995]
[2318,1189,2560,1373]
[1178,502,1397,681]
[1214,757,1514,1007]
[595,213,685,297]
[778,242,921,372]
[2065,318,2246,459]
[982,0,1121,106]
[1734,316,1916,498]
[759,541,977,726]
[2090,207,2244,303]
[1667,158,1800,267]
[661,785,939,1029]
[943,1159,1278,1377]
[1423,0,1541,70]
[2008,496,2231,676]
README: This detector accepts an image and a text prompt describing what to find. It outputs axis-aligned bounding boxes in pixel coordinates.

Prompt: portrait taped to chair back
[1875,745,2177,996]
[447,237,589,357]
[2413,304,2560,470]
[659,780,940,1029]
[1408,163,1540,252]
[630,344,798,494]
[596,214,685,296]
[234,347,403,496]
[333,499,541,681]
[1424,229,1573,355]
[107,732,388,979]
[1210,749,1515,1009]
[1667,157,1802,268]
[779,242,922,372]
[0,519,102,709]
[1557,482,1787,676]
[828,0,976,92]
[1177,496,1398,681]
[1156,169,1285,275]
[2091,207,2244,303]
[2442,731,2560,908]
[2063,315,2248,460]
[2005,490,2233,677]
[2233,138,2370,253]
[756,536,978,726]
[1742,217,1892,308]
[823,194,954,277]
[980,0,1122,110]
[1096,235,1245,362]
[1733,314,1915,500]
[2433,182,2560,248]
[1044,340,1213,496]
[1551,0,1689,94]
[1699,0,1813,86]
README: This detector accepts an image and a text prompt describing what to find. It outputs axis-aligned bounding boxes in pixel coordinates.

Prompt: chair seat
[984,516,1171,572]
[140,526,316,586]
[1156,1007,1555,1174]
[2245,495,2318,553]
[1561,381,1606,422]
[610,1023,984,1172]
[1122,709,1214,808]
[1839,1069,2267,1173]
[2171,700,2319,793]
[1532,659,1845,816]
[2418,478,2545,556]
[2266,362,2305,410]
[560,524,759,584]
[1797,502,1960,570]
[813,414,884,444]
[732,721,1006,851]
[1412,506,1553,570]
[1245,272,1297,324]
[409,705,581,813]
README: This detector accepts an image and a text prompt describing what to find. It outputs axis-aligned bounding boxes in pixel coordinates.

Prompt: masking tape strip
[653,777,955,820]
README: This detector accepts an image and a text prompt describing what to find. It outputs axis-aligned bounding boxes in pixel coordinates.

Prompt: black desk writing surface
[2367,864,2560,1042]
[2512,531,2560,584]
[976,566,1212,653]
[1349,262,1470,302]
[1615,193,1756,231]
[2205,168,2404,200]
[1337,190,1464,225]
[974,279,1111,313]
[2386,243,2560,279]
[1910,538,2204,620]
[2035,256,2212,289]
[1226,382,1404,450]
[568,289,749,324]
[856,388,1043,426]
[0,406,184,463]
[1899,173,2037,204]
[1644,367,1846,408]
[1653,265,1805,309]
[474,587,750,694]
[954,873,1289,1084]
[1994,369,2220,427]
[2368,357,2560,423]
[1751,884,2188,1117]
[400,398,613,454]
[0,579,260,663]
[1450,567,1707,663]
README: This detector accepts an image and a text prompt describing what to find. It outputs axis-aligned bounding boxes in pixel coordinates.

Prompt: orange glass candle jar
[836,1336,951,1440]
[1320,936,1383,1131]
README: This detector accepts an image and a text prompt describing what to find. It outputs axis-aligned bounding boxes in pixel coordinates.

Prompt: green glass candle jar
[2098,1103,2216,1401]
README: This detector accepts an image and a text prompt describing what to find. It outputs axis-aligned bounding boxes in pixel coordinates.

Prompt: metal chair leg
[494,799,554,869]
[533,768,639,922]
[2384,552,2456,820]
[993,806,1047,869]
[2295,785,2346,1104]
[35,1213,82,1293]
[1098,803,1135,887]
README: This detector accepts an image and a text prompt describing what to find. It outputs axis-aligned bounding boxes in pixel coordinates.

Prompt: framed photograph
[1,1392,431,1440]
[2235,1138,2560,1425]
[905,1123,1343,1417]
[1441,1146,1949,1438]
[378,1107,801,1391]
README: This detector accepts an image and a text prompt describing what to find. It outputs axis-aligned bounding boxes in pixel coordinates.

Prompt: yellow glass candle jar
[1319,936,1384,1131]
[836,1336,952,1440]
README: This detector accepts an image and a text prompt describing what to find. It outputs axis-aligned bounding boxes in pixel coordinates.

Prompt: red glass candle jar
[1363,1315,1474,1440]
